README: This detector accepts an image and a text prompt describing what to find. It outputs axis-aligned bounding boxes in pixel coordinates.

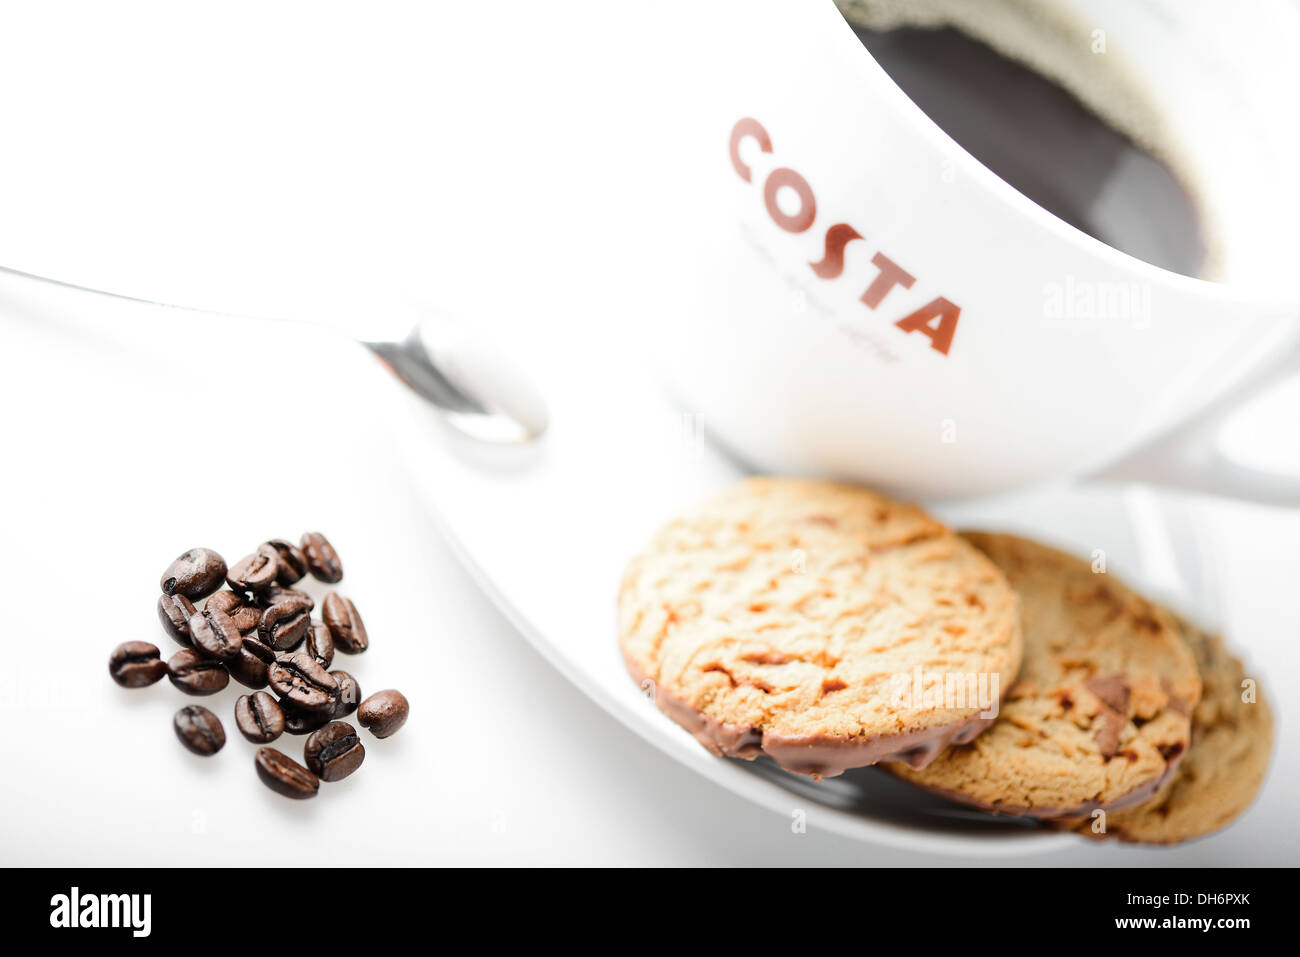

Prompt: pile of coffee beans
[110,533,410,800]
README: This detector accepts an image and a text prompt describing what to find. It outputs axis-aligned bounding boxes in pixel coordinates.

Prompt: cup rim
[824,0,1299,313]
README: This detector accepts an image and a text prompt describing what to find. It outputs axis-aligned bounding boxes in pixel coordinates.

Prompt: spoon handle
[0,262,290,325]
[0,262,417,342]
[0,262,548,444]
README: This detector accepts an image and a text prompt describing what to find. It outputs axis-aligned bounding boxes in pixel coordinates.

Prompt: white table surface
[0,0,1295,866]
[0,298,1295,866]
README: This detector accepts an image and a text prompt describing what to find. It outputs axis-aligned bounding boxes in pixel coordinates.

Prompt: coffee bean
[254,747,319,799]
[259,585,314,613]
[266,539,309,585]
[322,594,368,654]
[157,594,198,647]
[227,646,270,689]
[174,705,225,755]
[189,607,244,662]
[357,689,408,738]
[226,544,280,595]
[268,652,339,715]
[160,548,227,600]
[305,621,334,669]
[300,532,342,583]
[109,641,168,688]
[304,721,365,782]
[258,592,313,651]
[330,670,361,718]
[235,692,285,744]
[205,589,262,633]
[241,632,277,663]
[281,704,330,736]
[167,648,230,695]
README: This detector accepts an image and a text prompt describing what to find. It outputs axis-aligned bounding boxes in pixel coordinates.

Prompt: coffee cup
[656,0,1300,502]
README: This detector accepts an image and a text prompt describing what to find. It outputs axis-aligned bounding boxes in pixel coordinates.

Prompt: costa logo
[729,116,960,356]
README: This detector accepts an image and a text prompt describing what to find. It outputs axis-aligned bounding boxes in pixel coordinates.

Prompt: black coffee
[848,24,1205,277]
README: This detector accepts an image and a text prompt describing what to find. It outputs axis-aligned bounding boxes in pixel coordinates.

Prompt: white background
[0,1,1296,865]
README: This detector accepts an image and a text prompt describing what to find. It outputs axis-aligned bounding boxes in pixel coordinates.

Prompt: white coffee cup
[657,0,1300,502]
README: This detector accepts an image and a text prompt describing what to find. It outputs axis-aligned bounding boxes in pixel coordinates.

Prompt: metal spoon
[0,263,548,445]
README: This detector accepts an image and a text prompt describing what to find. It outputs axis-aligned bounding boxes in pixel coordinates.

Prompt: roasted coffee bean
[174,705,225,755]
[322,594,368,654]
[268,652,339,715]
[167,648,230,695]
[109,641,168,688]
[205,589,262,634]
[259,585,314,613]
[281,704,330,736]
[357,689,408,738]
[258,592,313,651]
[235,691,285,744]
[304,721,365,782]
[241,633,277,664]
[157,594,198,646]
[300,532,342,583]
[305,621,334,669]
[227,646,270,689]
[189,607,244,661]
[254,747,320,799]
[160,548,227,600]
[226,544,280,595]
[330,670,361,718]
[266,539,309,585]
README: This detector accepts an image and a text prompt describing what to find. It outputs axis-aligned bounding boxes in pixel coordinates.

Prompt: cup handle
[1088,346,1300,505]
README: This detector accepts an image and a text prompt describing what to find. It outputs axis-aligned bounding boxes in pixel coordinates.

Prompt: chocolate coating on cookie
[624,650,1000,778]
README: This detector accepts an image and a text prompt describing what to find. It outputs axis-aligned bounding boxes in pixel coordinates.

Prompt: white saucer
[387,323,1223,857]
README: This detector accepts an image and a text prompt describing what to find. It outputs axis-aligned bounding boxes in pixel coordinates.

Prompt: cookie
[890,532,1202,818]
[1075,617,1273,844]
[618,478,1022,778]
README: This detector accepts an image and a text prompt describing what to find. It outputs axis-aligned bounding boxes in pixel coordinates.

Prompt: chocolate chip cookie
[890,532,1202,817]
[1076,615,1273,843]
[618,478,1022,778]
